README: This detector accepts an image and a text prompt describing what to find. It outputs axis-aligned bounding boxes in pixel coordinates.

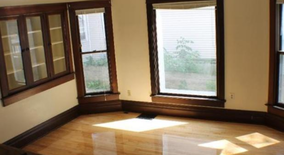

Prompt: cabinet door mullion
[41,14,53,79]
[19,15,34,85]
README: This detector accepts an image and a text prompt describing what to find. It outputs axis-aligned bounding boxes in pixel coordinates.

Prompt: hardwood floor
[24,112,284,155]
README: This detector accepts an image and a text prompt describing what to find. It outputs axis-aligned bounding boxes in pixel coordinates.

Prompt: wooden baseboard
[266,113,284,132]
[4,105,79,148]
[4,99,284,150]
[122,100,266,124]
[79,100,122,114]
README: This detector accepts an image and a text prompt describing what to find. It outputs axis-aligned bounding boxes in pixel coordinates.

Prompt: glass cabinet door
[26,16,48,82]
[48,14,67,75]
[0,19,26,90]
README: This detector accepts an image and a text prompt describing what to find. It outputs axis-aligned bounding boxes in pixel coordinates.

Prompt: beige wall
[0,80,78,143]
[112,0,269,112]
[0,0,82,143]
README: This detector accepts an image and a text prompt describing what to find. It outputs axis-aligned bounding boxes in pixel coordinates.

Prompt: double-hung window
[69,1,119,103]
[147,0,224,107]
[268,0,284,116]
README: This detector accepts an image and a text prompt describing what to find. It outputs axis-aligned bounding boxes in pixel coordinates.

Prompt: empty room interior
[0,0,284,154]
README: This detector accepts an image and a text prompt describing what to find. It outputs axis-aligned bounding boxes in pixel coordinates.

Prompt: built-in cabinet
[0,4,73,105]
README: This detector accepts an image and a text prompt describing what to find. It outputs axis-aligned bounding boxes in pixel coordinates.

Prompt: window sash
[153,0,216,10]
[76,8,105,15]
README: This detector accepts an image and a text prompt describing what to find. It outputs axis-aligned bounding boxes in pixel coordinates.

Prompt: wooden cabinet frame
[0,4,74,106]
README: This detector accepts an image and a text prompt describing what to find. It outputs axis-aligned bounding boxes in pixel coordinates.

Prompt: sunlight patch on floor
[93,118,188,132]
[236,132,280,148]
[198,139,248,155]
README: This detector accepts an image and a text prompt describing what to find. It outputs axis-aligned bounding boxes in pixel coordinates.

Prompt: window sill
[2,73,75,106]
[78,93,120,104]
[151,95,225,107]
[267,104,284,118]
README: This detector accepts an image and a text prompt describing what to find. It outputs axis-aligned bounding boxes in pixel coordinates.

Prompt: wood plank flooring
[24,112,284,155]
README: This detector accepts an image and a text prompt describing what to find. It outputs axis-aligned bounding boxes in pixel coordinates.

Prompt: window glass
[0,19,26,90]
[78,12,107,52]
[48,14,67,74]
[26,16,48,81]
[82,52,110,93]
[156,6,217,96]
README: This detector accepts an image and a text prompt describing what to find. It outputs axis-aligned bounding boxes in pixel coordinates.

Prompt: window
[147,0,224,107]
[69,1,119,103]
[0,5,74,106]
[268,0,284,116]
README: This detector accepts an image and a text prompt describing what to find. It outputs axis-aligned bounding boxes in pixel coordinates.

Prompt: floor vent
[137,113,157,120]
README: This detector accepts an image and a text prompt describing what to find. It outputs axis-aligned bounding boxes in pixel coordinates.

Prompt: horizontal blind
[153,0,216,10]
[76,8,105,15]
[277,0,284,4]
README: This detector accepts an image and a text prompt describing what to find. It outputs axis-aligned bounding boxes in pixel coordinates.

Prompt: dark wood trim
[105,6,119,94]
[268,0,277,106]
[4,105,79,148]
[0,3,66,17]
[79,100,122,114]
[2,73,75,106]
[152,95,225,107]
[69,8,85,97]
[78,93,120,104]
[146,0,225,106]
[268,105,284,118]
[68,0,111,9]
[216,0,225,100]
[266,113,284,132]
[147,4,159,95]
[122,100,266,124]
[146,0,214,4]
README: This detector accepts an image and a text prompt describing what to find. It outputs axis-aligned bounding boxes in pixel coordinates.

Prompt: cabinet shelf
[28,30,42,34]
[50,27,62,31]
[30,46,43,50]
[1,34,18,39]
[52,41,63,46]
[53,57,65,61]
[7,69,23,75]
[32,62,46,68]
[4,51,21,56]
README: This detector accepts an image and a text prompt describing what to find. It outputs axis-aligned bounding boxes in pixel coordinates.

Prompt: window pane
[281,4,284,51]
[0,19,26,90]
[26,16,48,81]
[82,53,110,93]
[48,14,66,74]
[279,55,284,103]
[78,12,107,52]
[156,7,217,96]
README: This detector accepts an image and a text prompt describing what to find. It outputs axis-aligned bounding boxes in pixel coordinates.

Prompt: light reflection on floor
[199,140,247,155]
[92,132,117,155]
[163,134,218,155]
[93,117,282,154]
[93,118,188,132]
[24,112,284,155]
[236,132,280,148]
